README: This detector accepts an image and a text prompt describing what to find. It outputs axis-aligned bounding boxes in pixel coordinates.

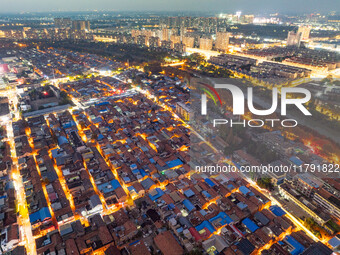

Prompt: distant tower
[54,18,71,28]
[287,31,302,47]
[297,26,311,41]
[199,37,213,51]
[162,28,169,41]
[180,26,185,41]
[236,11,242,22]
[215,32,230,52]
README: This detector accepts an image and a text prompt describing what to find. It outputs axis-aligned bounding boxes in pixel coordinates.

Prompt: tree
[257,177,274,191]
[321,75,333,84]
[187,53,206,67]
[144,62,162,75]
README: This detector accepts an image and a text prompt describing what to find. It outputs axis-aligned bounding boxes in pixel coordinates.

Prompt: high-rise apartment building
[287,31,302,47]
[54,18,72,28]
[215,32,230,51]
[149,36,160,48]
[162,28,170,41]
[182,36,195,48]
[199,37,213,51]
[72,20,90,31]
[161,40,172,49]
[170,35,181,46]
[136,35,147,46]
[173,42,186,54]
[297,26,311,41]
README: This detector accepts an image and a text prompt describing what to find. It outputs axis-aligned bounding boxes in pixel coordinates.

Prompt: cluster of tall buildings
[161,16,218,33]
[160,14,256,31]
[54,18,90,31]
[127,27,230,52]
[1,27,91,40]
[0,18,92,41]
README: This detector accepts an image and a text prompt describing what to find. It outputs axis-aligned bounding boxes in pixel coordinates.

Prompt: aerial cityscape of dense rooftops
[0,8,339,255]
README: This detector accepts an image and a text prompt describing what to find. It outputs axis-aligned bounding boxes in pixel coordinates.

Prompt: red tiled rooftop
[154,231,184,255]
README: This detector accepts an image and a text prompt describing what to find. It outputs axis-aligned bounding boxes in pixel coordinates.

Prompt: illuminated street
[4,112,37,254]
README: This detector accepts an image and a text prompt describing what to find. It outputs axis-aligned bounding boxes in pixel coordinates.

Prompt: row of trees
[184,53,233,78]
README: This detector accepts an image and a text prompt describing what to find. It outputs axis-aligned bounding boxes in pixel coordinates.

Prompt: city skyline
[0,0,340,14]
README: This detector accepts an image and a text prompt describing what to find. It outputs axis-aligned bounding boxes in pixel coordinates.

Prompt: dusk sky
[0,0,339,14]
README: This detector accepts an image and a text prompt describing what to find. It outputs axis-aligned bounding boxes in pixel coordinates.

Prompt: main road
[0,87,37,255]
